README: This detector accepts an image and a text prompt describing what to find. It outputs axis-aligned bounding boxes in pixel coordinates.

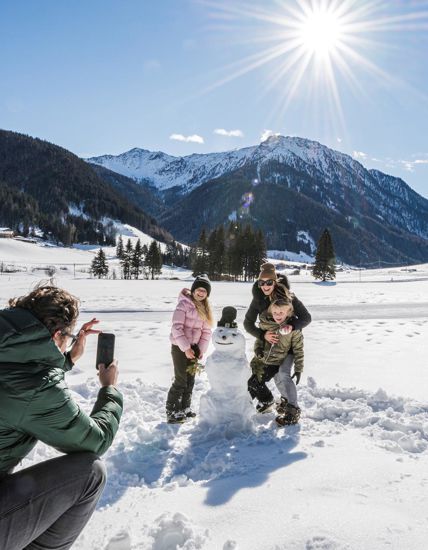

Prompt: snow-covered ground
[1,240,428,550]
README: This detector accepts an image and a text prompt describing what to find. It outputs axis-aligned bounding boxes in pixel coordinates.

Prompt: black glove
[191,343,201,359]
[255,349,264,359]
[291,372,301,385]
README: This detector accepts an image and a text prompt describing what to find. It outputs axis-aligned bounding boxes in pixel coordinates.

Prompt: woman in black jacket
[244,262,311,424]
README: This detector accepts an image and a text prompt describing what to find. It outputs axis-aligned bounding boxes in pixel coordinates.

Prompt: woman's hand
[291,372,301,385]
[69,318,101,364]
[185,348,196,360]
[264,330,279,344]
[279,324,293,335]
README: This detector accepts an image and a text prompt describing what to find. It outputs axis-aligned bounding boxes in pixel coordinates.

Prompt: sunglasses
[258,279,275,287]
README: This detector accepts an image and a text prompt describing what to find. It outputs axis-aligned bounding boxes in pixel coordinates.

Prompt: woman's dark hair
[9,284,80,335]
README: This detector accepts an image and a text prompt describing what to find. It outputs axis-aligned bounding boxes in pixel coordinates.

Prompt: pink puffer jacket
[170,289,212,354]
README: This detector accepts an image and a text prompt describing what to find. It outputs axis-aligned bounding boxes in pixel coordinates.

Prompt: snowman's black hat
[217,306,237,328]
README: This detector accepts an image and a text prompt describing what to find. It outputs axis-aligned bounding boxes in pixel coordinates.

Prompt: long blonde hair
[271,280,294,303]
[191,293,214,326]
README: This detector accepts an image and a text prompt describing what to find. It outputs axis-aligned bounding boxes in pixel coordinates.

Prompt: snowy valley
[1,238,427,549]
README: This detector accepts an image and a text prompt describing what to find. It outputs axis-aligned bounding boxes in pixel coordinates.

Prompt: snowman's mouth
[215,342,233,345]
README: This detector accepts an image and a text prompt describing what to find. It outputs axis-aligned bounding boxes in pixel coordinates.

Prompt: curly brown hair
[8,284,80,335]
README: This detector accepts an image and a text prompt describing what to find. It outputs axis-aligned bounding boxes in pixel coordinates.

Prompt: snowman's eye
[232,333,237,337]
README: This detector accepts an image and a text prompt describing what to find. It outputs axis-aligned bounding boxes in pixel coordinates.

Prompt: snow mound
[104,530,131,550]
[45,375,427,510]
[149,512,208,550]
[303,377,428,454]
[24,374,428,503]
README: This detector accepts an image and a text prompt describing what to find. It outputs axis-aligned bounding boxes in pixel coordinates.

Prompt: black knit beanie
[191,274,211,297]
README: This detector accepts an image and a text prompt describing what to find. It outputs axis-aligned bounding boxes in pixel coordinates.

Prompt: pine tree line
[189,222,267,281]
[91,223,267,281]
[90,237,164,280]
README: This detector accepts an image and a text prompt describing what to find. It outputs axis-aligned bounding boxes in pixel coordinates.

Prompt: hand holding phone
[96,333,115,370]
[98,359,119,387]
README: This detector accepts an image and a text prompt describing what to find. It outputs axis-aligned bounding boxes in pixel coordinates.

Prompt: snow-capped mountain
[88,136,368,193]
[87,135,428,265]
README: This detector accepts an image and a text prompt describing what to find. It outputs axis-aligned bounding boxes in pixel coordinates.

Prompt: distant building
[0,228,14,238]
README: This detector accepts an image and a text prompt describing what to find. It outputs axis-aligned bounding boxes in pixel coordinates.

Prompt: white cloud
[337,137,342,143]
[402,161,414,172]
[352,151,367,160]
[260,129,280,142]
[169,134,204,144]
[214,128,244,138]
[400,159,428,172]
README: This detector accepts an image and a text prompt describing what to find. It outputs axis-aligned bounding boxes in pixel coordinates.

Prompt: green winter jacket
[253,311,304,372]
[0,307,123,478]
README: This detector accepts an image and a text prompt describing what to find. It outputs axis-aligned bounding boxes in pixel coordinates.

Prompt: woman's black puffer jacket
[243,274,312,341]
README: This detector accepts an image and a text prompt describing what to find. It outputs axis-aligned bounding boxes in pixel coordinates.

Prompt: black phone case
[96,333,115,369]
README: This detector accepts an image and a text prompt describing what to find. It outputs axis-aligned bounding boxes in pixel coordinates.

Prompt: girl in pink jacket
[166,275,213,423]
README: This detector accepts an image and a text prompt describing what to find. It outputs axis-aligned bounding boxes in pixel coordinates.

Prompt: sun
[203,0,428,129]
[297,8,344,57]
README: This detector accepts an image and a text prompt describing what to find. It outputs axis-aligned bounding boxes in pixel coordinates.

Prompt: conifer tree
[90,248,109,279]
[121,238,133,279]
[146,240,163,279]
[116,235,124,260]
[312,228,336,281]
[213,224,225,279]
[206,228,218,279]
[248,228,267,279]
[131,238,144,279]
[224,222,238,278]
[192,228,208,276]
[229,224,245,281]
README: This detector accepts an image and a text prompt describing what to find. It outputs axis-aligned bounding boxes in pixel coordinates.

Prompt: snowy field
[1,239,428,550]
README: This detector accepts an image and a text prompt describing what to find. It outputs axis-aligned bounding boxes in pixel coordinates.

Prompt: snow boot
[184,407,196,418]
[275,404,301,426]
[276,396,288,415]
[166,410,186,424]
[256,400,275,414]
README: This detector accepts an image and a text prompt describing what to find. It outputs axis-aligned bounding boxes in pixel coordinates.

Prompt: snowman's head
[212,326,246,356]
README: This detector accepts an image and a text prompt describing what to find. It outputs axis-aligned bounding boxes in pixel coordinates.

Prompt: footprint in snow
[104,531,131,550]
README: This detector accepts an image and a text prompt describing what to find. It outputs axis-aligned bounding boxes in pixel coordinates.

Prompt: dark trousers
[166,345,196,413]
[0,452,106,550]
[248,364,280,404]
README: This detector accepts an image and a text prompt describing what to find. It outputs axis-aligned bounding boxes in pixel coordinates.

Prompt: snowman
[199,307,255,433]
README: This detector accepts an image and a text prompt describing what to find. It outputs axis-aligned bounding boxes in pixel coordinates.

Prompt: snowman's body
[199,325,254,432]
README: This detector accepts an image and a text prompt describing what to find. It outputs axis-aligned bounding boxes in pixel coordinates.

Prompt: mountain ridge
[0,129,172,246]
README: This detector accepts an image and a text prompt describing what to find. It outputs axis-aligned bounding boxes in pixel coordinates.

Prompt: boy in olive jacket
[0,285,123,550]
[248,299,304,424]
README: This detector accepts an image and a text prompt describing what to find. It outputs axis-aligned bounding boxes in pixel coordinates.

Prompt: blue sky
[1,0,428,197]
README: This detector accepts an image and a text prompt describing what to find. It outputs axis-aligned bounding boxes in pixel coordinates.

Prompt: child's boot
[276,396,288,415]
[184,407,196,418]
[256,400,275,414]
[166,410,186,424]
[276,403,301,426]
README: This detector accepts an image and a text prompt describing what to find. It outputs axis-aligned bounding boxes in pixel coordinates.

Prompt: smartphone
[96,333,115,370]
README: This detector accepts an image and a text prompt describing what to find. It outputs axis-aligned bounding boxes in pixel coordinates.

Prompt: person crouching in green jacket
[248,298,304,425]
[0,284,123,550]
